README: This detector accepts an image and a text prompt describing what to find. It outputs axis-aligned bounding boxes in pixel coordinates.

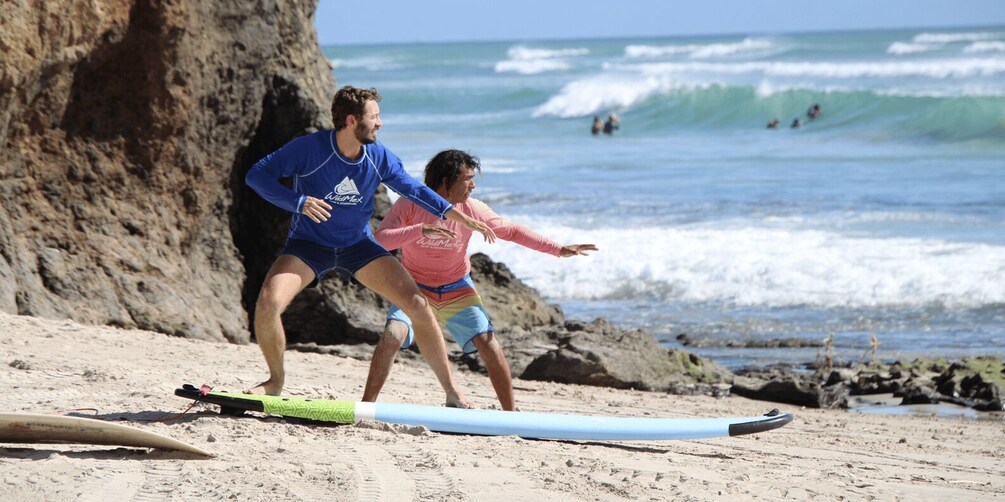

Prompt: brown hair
[331,86,381,130]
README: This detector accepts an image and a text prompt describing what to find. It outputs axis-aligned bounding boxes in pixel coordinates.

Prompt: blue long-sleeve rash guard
[246,130,453,248]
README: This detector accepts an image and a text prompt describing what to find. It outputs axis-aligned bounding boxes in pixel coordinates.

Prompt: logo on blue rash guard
[325,176,364,205]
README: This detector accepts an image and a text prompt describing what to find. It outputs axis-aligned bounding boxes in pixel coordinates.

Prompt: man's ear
[344,113,357,129]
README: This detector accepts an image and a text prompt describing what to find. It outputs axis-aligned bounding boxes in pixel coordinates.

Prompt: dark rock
[492,325,565,378]
[854,370,903,394]
[469,253,565,330]
[896,381,943,405]
[930,357,1003,411]
[718,355,1004,412]
[732,373,849,409]
[520,319,732,394]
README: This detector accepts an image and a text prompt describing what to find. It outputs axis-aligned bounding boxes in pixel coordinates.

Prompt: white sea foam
[468,220,1005,310]
[477,157,524,174]
[818,211,981,225]
[625,38,774,59]
[532,75,715,118]
[963,41,1005,54]
[613,58,1005,79]
[874,84,1005,98]
[887,32,1005,55]
[494,45,587,74]
[506,46,590,60]
[625,44,696,58]
[753,80,1005,98]
[913,32,1002,44]
[886,42,938,55]
[753,81,853,98]
[494,59,571,74]
[327,56,402,71]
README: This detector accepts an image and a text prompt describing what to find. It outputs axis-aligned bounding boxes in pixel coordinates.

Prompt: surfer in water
[591,116,603,135]
[603,113,620,135]
[362,149,597,411]
[245,86,496,408]
[806,103,822,120]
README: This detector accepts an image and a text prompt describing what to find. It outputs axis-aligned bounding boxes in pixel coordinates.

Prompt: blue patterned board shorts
[387,274,493,354]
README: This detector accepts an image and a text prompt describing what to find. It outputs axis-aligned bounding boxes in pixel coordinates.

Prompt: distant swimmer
[766,118,780,129]
[591,116,603,135]
[806,103,821,120]
[790,118,801,129]
[603,113,620,135]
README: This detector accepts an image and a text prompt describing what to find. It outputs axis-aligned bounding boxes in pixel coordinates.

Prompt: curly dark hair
[424,149,481,190]
[331,85,381,130]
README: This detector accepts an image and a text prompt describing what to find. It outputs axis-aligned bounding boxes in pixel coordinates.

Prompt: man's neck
[334,129,363,160]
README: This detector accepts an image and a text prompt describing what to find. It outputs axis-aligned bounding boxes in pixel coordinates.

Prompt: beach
[2,311,1002,501]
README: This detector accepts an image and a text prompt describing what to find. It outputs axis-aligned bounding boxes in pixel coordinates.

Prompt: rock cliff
[1,0,334,342]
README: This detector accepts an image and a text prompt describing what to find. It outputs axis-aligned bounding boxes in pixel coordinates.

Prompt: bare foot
[445,394,476,409]
[245,378,283,396]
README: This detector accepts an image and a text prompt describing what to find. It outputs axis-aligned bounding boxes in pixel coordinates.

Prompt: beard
[354,122,376,145]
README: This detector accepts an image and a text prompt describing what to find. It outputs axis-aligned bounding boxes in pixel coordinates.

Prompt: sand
[1,311,1002,501]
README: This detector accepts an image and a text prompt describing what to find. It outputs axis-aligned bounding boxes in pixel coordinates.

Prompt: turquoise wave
[620,85,1005,144]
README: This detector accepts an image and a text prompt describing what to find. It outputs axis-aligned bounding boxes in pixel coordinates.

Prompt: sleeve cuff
[441,203,454,220]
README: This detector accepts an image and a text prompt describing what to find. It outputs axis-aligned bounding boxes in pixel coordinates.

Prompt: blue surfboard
[175,384,793,441]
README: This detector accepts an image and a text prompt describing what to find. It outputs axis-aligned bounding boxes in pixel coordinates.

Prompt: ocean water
[321,28,1005,370]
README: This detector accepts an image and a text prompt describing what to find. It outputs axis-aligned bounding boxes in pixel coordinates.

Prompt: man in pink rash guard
[363,149,597,410]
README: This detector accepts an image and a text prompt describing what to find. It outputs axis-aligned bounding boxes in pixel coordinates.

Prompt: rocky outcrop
[1,1,335,342]
[732,357,1004,411]
[469,253,565,330]
[520,318,733,394]
[901,357,1003,411]
[676,333,823,349]
[732,371,850,409]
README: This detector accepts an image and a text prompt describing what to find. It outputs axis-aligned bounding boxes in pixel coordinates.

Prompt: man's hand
[559,244,598,257]
[445,208,497,243]
[302,196,333,223]
[466,218,497,243]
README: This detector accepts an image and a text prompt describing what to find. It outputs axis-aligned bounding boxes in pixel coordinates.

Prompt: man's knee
[380,321,410,346]
[397,292,430,318]
[472,331,498,351]
[255,287,288,318]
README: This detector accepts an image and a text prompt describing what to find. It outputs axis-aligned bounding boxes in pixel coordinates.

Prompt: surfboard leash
[157,384,214,423]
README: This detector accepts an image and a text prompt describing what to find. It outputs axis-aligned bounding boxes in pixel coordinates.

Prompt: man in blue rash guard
[245,86,497,408]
